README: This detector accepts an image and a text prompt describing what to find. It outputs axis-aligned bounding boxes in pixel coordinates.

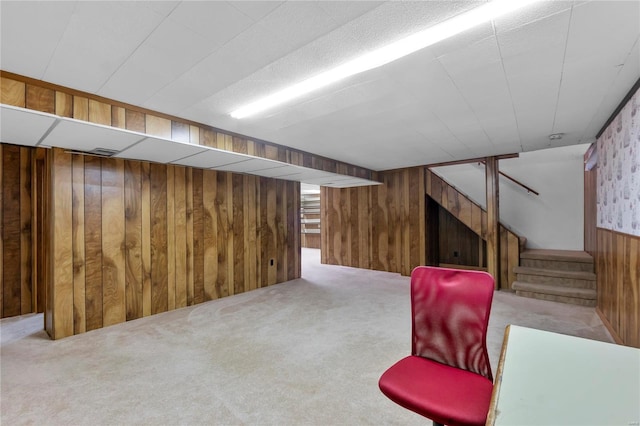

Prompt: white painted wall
[432,144,591,250]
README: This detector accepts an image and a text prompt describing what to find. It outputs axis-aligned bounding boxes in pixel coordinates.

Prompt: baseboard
[596,307,624,345]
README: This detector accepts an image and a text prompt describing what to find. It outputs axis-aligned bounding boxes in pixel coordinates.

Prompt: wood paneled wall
[321,167,425,277]
[595,229,639,347]
[46,148,300,339]
[584,157,597,257]
[0,144,35,318]
[425,170,520,290]
[438,206,483,267]
[1,71,375,181]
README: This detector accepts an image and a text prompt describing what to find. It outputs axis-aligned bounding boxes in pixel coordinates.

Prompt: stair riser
[515,290,597,307]
[521,259,594,273]
[515,273,596,289]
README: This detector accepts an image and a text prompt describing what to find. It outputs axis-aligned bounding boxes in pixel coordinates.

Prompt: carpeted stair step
[520,249,594,273]
[514,266,596,289]
[512,281,596,307]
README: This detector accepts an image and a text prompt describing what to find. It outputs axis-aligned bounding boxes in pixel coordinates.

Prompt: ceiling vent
[83,148,119,157]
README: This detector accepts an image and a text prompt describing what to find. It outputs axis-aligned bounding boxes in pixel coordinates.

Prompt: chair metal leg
[432,422,444,426]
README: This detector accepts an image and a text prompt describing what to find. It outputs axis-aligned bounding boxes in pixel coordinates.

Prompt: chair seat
[379,355,493,426]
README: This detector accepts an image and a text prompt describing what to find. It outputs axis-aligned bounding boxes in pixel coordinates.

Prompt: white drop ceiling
[1,1,639,172]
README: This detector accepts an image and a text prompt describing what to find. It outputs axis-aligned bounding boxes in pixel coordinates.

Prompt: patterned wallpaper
[597,87,640,236]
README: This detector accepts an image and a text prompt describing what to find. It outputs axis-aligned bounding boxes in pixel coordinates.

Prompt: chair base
[379,355,493,426]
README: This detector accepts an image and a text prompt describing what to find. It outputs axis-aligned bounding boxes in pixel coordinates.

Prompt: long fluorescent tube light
[230,0,538,119]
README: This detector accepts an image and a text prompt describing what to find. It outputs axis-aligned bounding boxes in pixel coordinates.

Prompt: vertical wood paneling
[192,169,204,304]
[596,228,640,348]
[124,161,143,320]
[174,167,187,308]
[50,149,73,338]
[226,174,235,296]
[112,106,126,129]
[245,175,257,291]
[126,110,146,133]
[26,85,55,113]
[101,158,126,327]
[55,92,73,118]
[150,163,168,315]
[3,145,22,317]
[1,77,26,107]
[485,158,500,288]
[73,96,89,121]
[84,156,102,331]
[88,99,112,126]
[233,174,245,294]
[166,166,176,311]
[141,162,151,317]
[146,115,171,138]
[203,169,218,300]
[20,148,32,314]
[185,168,194,305]
[72,156,86,333]
[266,179,277,286]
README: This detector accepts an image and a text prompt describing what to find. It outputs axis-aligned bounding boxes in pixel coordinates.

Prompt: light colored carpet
[0,248,612,425]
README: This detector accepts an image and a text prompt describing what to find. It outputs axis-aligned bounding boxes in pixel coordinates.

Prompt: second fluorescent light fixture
[231,0,538,119]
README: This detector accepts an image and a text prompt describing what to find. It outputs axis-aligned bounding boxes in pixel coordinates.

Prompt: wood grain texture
[126,110,145,133]
[72,156,86,333]
[50,149,73,338]
[146,115,171,139]
[101,158,126,327]
[150,163,168,315]
[584,160,597,256]
[1,77,25,107]
[141,162,151,317]
[192,168,204,304]
[112,106,126,129]
[73,96,89,121]
[215,171,229,298]
[84,156,103,331]
[185,168,194,305]
[124,161,143,320]
[485,157,500,289]
[26,85,55,114]
[595,228,639,348]
[20,148,32,314]
[233,174,245,294]
[166,166,175,311]
[174,166,187,308]
[203,169,218,300]
[55,92,73,118]
[3,145,22,317]
[88,100,112,126]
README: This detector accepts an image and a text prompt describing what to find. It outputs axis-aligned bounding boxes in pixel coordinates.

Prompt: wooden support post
[485,157,500,289]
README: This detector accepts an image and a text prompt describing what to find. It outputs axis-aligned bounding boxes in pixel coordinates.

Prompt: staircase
[512,250,596,306]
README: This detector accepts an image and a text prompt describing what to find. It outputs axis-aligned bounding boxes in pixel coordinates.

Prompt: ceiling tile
[229,1,284,22]
[168,1,254,44]
[43,1,167,92]
[0,105,58,147]
[115,137,207,164]
[44,118,145,153]
[0,1,75,79]
[171,149,251,169]
[99,19,218,104]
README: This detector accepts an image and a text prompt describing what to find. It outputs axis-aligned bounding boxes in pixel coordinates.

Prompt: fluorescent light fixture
[230,0,538,119]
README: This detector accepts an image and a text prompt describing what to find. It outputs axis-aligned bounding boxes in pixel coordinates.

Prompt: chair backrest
[411,266,494,381]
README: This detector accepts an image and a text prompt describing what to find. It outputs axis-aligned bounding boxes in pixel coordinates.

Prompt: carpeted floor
[0,248,612,425]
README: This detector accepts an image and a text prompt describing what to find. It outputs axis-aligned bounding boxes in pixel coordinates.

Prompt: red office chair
[379,266,495,426]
